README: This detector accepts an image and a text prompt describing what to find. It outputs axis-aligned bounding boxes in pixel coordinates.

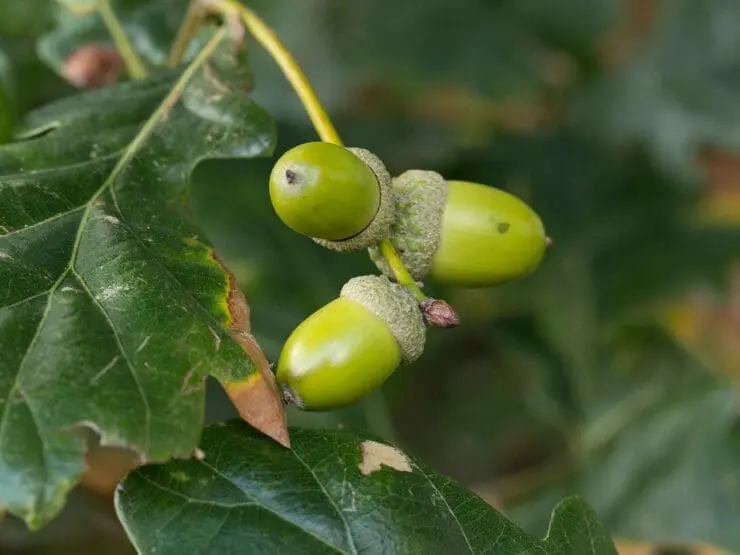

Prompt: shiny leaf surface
[116,421,617,555]
[0,35,279,528]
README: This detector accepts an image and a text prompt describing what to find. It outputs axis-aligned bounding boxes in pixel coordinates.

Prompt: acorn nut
[269,142,394,252]
[369,171,548,287]
[276,275,425,411]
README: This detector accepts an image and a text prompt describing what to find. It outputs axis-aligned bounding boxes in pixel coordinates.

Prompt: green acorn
[269,141,395,252]
[369,171,548,287]
[276,275,425,411]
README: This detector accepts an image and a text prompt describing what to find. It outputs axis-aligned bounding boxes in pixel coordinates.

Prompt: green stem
[378,239,427,301]
[216,0,342,144]
[211,0,428,302]
[168,0,207,67]
[97,0,148,79]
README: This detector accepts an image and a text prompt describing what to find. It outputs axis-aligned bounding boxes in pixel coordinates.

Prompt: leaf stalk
[168,0,208,66]
[97,0,148,79]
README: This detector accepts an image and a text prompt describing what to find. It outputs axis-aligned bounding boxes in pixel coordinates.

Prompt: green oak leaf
[0,31,279,529]
[115,420,617,555]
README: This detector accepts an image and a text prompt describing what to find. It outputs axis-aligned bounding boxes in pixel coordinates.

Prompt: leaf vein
[290,448,359,555]
[70,267,152,453]
[197,458,348,554]
[0,206,84,239]
[415,467,474,554]
[0,266,71,450]
[0,290,50,312]
[136,472,244,509]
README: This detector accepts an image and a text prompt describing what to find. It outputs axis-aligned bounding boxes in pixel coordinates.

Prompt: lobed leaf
[0,31,283,529]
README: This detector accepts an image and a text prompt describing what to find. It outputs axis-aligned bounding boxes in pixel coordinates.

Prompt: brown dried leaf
[217,258,290,448]
[225,329,290,448]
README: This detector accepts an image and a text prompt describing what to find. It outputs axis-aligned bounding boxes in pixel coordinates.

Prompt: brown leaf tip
[358,441,412,476]
[210,249,251,332]
[420,299,460,328]
[224,375,291,449]
[62,44,124,89]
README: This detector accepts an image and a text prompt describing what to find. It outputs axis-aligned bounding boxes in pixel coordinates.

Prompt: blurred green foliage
[2,0,740,553]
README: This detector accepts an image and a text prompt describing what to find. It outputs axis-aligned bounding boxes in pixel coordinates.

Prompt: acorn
[269,141,395,251]
[369,171,548,287]
[276,275,425,411]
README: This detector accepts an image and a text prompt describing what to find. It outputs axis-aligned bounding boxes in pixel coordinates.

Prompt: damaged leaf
[116,420,617,555]
[0,31,283,529]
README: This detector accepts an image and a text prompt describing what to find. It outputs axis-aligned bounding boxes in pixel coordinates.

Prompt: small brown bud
[62,44,124,89]
[420,299,460,328]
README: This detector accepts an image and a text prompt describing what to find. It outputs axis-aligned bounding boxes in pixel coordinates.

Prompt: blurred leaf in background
[577,0,740,182]
[38,0,191,74]
[0,1,54,38]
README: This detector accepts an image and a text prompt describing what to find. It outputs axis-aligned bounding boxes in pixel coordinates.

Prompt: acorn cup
[269,141,395,252]
[369,171,549,287]
[275,275,426,411]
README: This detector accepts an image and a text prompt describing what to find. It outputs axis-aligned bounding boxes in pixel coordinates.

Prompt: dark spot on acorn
[285,168,300,185]
[497,222,511,234]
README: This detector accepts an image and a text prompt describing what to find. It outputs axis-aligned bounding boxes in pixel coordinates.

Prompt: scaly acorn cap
[368,170,448,280]
[314,148,396,252]
[340,275,426,363]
